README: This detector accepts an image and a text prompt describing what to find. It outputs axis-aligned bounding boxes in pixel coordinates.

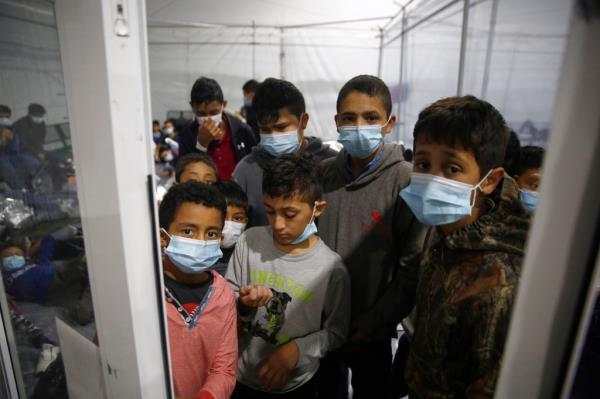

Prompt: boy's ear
[300,113,309,131]
[314,200,327,218]
[480,167,505,195]
[222,100,228,110]
[159,229,170,249]
[334,114,340,131]
[382,114,397,135]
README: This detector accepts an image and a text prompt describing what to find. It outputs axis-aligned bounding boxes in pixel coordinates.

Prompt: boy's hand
[258,341,299,390]
[197,118,224,148]
[239,285,273,308]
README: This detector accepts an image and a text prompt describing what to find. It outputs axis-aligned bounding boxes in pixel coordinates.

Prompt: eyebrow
[174,223,198,228]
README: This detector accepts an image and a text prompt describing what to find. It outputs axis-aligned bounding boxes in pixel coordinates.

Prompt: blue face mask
[520,189,538,213]
[162,229,223,274]
[0,118,12,127]
[243,98,251,107]
[399,171,493,226]
[2,255,26,272]
[260,131,300,157]
[31,116,44,124]
[291,203,318,244]
[337,117,391,159]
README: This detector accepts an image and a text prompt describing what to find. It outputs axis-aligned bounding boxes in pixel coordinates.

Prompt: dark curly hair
[159,182,226,229]
[213,180,248,212]
[516,145,545,175]
[262,154,322,204]
[252,78,305,125]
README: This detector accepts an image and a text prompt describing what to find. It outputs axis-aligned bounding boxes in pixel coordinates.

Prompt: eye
[366,115,379,123]
[233,215,247,223]
[414,161,429,172]
[445,165,462,174]
[207,230,220,239]
[284,211,298,219]
[180,228,194,236]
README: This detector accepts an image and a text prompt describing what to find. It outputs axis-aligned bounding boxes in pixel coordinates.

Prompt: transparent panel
[0,0,97,396]
[398,2,464,147]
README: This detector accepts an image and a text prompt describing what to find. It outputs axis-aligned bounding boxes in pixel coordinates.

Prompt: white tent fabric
[147,0,571,145]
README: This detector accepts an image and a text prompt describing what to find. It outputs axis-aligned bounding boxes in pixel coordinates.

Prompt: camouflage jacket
[406,176,530,399]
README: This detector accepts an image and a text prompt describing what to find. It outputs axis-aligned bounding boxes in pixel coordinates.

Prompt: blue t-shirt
[3,263,56,304]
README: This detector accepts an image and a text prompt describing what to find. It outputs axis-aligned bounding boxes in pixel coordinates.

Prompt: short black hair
[0,238,27,256]
[28,103,45,115]
[164,118,177,127]
[153,120,160,126]
[337,75,392,118]
[242,79,260,94]
[262,154,322,204]
[159,182,226,229]
[413,95,509,177]
[516,146,545,175]
[214,180,248,212]
[403,148,414,162]
[174,153,218,183]
[253,78,305,124]
[190,77,224,105]
[0,105,11,115]
[504,130,521,177]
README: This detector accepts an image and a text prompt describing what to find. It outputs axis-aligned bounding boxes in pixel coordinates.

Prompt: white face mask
[221,221,246,248]
[197,112,222,126]
[164,127,174,135]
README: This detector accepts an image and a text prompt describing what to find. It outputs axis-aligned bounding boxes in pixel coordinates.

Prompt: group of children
[154,73,545,399]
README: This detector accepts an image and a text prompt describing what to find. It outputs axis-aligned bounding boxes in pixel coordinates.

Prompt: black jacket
[13,116,46,156]
[177,113,257,161]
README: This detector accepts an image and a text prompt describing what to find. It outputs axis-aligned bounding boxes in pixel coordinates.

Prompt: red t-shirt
[208,116,237,181]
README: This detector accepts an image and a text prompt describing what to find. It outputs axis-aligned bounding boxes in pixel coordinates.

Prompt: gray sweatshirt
[318,144,426,340]
[225,226,350,393]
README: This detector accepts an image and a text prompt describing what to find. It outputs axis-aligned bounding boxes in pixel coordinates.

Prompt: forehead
[184,161,215,175]
[338,91,387,115]
[263,192,311,209]
[520,168,542,178]
[1,246,24,257]
[171,202,222,227]
[414,138,477,161]
[258,108,299,127]
[191,100,223,111]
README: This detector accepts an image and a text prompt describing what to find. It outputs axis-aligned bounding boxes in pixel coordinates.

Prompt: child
[213,180,249,276]
[233,78,336,227]
[1,240,56,304]
[226,154,350,398]
[175,152,219,184]
[513,145,545,213]
[177,77,257,180]
[159,182,237,399]
[399,95,530,398]
[317,75,426,399]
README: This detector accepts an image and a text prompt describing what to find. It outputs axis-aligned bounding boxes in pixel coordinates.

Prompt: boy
[241,79,260,140]
[177,77,257,180]
[233,78,337,227]
[513,145,545,213]
[159,182,237,399]
[399,95,530,398]
[226,154,350,398]
[175,153,219,184]
[317,75,425,399]
[213,180,249,276]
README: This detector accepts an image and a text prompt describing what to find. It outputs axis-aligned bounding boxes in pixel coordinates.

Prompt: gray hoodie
[318,143,426,340]
[232,137,337,227]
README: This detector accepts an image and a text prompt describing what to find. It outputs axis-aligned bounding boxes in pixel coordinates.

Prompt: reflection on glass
[0,1,96,397]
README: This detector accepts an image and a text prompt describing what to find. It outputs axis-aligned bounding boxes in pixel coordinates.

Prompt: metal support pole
[377,27,384,78]
[397,8,408,143]
[456,0,470,96]
[481,0,499,99]
[279,27,285,79]
[252,20,256,79]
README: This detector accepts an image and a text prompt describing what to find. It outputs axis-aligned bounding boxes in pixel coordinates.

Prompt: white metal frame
[55,0,170,397]
[496,3,600,398]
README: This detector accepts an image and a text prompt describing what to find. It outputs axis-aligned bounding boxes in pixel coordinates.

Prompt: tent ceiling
[146,0,401,28]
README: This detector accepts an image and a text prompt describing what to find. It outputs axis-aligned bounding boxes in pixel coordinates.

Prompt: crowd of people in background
[144,72,591,399]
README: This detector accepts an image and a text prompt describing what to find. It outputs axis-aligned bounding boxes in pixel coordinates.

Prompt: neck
[163,259,210,284]
[350,144,383,176]
[273,234,318,255]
